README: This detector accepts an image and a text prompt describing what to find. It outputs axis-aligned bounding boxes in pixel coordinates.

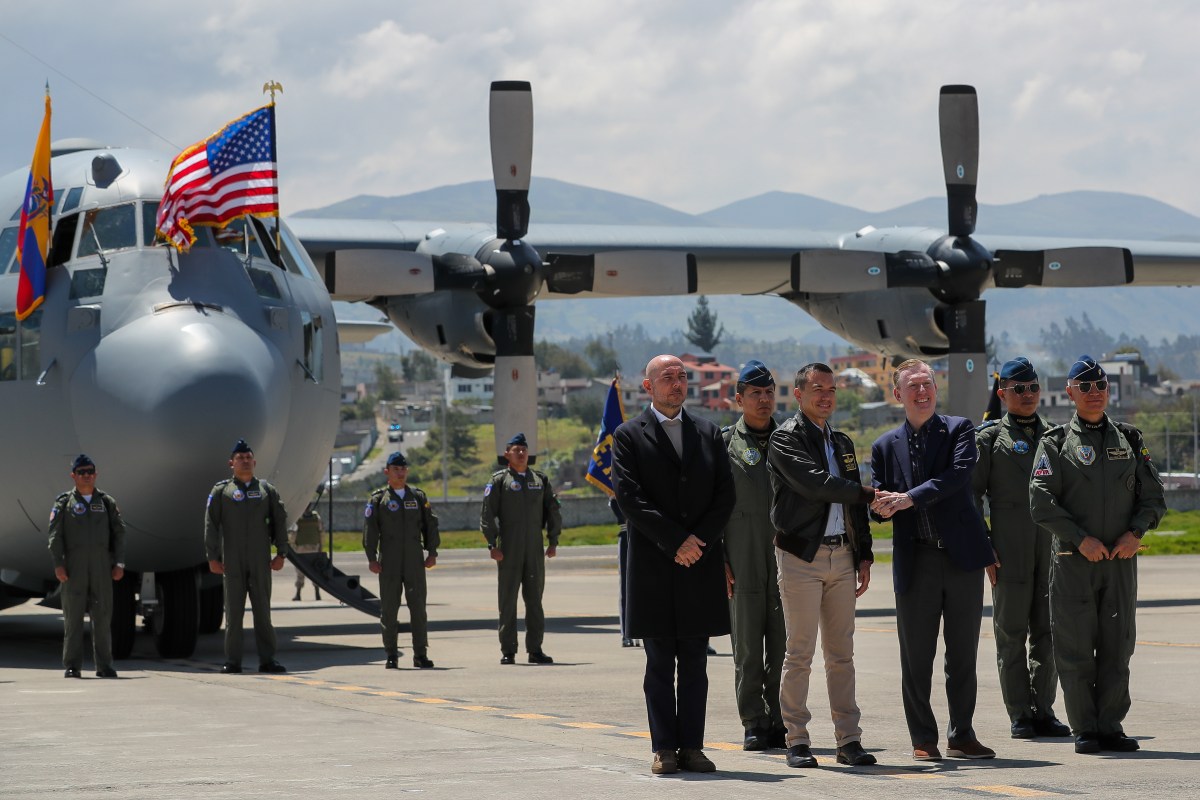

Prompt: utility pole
[441,366,449,501]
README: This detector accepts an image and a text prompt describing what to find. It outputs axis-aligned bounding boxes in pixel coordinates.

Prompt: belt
[914,537,946,550]
[821,534,847,547]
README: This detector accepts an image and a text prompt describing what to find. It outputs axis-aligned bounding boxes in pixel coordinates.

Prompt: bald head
[643,354,688,417]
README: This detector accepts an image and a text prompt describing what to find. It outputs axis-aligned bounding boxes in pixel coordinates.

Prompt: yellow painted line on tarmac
[507,712,559,719]
[621,731,652,739]
[331,684,373,692]
[1137,639,1200,648]
[703,741,742,751]
[967,786,1060,797]
[890,773,946,780]
[369,691,413,698]
[561,722,617,729]
[411,697,453,704]
[292,679,329,686]
[263,675,302,682]
[457,705,500,711]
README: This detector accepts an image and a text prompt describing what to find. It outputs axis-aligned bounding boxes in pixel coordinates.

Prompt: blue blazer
[871,414,994,594]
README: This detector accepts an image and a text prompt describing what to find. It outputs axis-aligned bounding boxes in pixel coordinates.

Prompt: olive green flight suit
[973,413,1060,724]
[48,489,126,671]
[480,468,562,655]
[1029,415,1165,736]
[723,416,785,733]
[363,484,440,657]
[205,477,289,666]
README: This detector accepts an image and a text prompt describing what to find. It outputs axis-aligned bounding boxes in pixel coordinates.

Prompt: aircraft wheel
[152,567,199,658]
[198,581,224,634]
[111,572,137,660]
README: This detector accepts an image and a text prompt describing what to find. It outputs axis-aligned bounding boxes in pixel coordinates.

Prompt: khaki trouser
[776,543,863,747]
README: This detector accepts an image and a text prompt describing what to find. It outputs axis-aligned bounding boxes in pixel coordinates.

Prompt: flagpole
[262,80,284,257]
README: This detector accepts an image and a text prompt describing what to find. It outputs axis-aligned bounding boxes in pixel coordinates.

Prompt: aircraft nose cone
[73,309,290,478]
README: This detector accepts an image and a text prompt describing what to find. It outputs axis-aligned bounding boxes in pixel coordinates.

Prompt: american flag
[156,104,278,251]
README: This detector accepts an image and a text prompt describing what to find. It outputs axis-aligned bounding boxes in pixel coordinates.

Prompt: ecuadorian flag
[585,377,627,496]
[16,92,53,321]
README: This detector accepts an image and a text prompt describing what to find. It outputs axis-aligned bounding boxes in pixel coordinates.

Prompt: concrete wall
[323,493,614,533]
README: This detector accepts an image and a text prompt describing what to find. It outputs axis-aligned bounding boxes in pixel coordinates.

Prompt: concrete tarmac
[2,550,1198,799]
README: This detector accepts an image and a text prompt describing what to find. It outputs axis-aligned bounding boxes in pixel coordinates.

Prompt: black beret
[999,356,1038,383]
[1067,355,1106,382]
[738,360,775,388]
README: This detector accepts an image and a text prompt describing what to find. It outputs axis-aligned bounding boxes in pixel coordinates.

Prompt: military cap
[1067,355,1106,382]
[506,432,528,448]
[999,356,1038,382]
[230,439,254,455]
[71,454,95,472]
[738,359,775,388]
[386,451,408,467]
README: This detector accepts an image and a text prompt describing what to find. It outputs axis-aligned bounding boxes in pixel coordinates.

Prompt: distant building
[830,351,895,404]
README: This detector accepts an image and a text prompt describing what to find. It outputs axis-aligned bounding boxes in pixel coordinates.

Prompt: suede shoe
[413,655,434,669]
[1075,733,1101,754]
[651,749,678,775]
[500,653,516,665]
[258,660,287,674]
[678,748,716,772]
[220,662,242,674]
[786,744,818,768]
[912,742,942,761]
[836,741,877,766]
[64,667,82,679]
[947,739,995,759]
[1100,733,1140,752]
[528,651,554,664]
[96,667,118,679]
[1033,717,1072,738]
[743,727,769,751]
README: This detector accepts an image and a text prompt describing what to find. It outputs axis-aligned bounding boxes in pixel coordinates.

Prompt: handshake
[870,490,913,519]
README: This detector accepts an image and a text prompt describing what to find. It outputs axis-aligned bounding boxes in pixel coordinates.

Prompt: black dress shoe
[528,651,554,664]
[836,741,877,766]
[786,744,818,768]
[706,644,717,655]
[1075,733,1101,754]
[258,660,287,674]
[1033,717,1072,737]
[1100,733,1140,752]
[384,655,398,669]
[743,727,768,751]
[1011,718,1036,739]
[64,667,81,679]
[221,662,243,674]
[500,653,516,665]
[96,667,118,679]
[767,727,787,749]
[413,655,434,669]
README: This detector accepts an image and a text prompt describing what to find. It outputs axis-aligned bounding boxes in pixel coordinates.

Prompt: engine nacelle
[381,290,497,371]
[790,288,953,359]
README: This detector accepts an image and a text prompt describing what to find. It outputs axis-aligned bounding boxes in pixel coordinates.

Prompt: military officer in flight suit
[364,451,440,669]
[48,454,126,678]
[721,360,787,750]
[973,357,1071,739]
[1030,356,1165,754]
[481,432,562,664]
[205,439,289,674]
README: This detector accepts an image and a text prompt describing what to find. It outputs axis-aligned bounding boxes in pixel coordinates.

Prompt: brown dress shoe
[913,742,942,761]
[946,739,995,759]
[677,748,716,772]
[651,749,678,774]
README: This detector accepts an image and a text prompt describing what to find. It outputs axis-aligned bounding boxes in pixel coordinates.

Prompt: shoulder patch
[483,484,492,497]
[1032,453,1053,477]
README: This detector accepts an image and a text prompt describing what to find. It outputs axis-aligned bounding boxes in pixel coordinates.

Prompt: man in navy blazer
[871,358,997,762]
[613,354,736,775]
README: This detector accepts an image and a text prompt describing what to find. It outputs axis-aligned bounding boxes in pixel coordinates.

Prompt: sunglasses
[1070,380,1108,393]
[1005,382,1040,395]
[74,469,96,476]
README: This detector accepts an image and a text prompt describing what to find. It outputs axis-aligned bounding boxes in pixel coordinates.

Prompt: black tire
[153,567,199,658]
[198,581,224,635]
[111,572,137,660]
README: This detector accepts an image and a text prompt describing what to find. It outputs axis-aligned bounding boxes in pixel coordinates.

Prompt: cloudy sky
[3,1,1198,220]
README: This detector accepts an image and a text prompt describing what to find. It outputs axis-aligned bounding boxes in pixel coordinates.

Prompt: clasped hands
[674,534,706,567]
[870,490,913,519]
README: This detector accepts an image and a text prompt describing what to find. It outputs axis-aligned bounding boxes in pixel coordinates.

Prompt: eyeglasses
[74,469,96,476]
[1005,382,1040,395]
[1070,380,1108,393]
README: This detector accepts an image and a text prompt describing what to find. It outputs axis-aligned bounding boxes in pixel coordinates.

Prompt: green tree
[400,350,439,382]
[566,393,604,429]
[373,362,400,401]
[584,339,620,376]
[684,296,726,353]
[415,407,477,477]
[535,340,593,378]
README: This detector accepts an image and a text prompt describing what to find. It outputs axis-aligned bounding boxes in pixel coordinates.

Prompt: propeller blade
[486,305,538,460]
[939,85,980,238]
[321,250,434,300]
[992,247,1133,288]
[490,80,533,241]
[791,250,940,293]
[938,299,991,419]
[545,251,697,296]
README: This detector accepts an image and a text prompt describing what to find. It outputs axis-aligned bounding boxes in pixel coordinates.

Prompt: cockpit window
[78,203,136,258]
[142,202,162,246]
[246,266,282,299]
[0,227,17,274]
[60,187,83,215]
[213,217,269,260]
[278,224,319,280]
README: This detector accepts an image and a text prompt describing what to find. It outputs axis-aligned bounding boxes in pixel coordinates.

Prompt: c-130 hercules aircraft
[2,82,1199,659]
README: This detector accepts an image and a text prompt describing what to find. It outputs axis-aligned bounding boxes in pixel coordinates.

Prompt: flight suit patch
[49,506,58,523]
[387,499,400,512]
[1012,440,1030,454]
[528,481,542,491]
[1076,446,1096,465]
[364,502,374,518]
[1126,476,1136,491]
[90,502,105,512]
[741,447,761,466]
[508,482,522,491]
[1033,454,1053,477]
[231,488,245,501]
[841,452,858,471]
[483,484,492,497]
[72,502,88,516]
[1107,447,1131,460]
[247,490,262,499]
[404,500,418,509]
